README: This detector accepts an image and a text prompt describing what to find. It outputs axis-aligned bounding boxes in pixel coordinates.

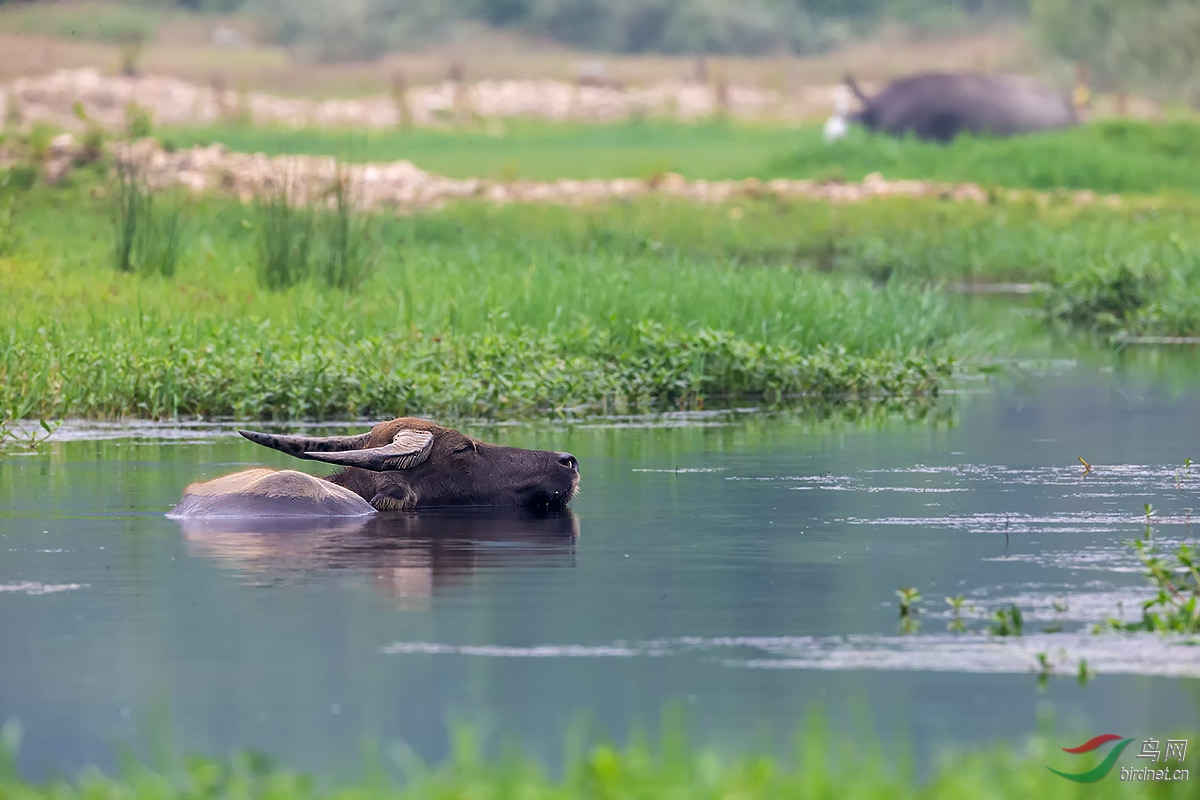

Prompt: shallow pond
[2,345,1200,781]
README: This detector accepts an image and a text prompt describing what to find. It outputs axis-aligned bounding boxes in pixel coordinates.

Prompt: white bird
[823,85,852,142]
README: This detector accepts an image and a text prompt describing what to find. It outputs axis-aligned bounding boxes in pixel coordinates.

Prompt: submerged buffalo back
[168,468,376,518]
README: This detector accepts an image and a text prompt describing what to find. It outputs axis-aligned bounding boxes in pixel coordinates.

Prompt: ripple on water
[912,587,1150,625]
[379,632,1200,678]
[0,581,89,595]
[863,462,1200,490]
[632,467,729,473]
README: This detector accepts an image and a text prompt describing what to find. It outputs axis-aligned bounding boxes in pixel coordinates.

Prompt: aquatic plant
[1035,652,1053,688]
[1106,541,1200,635]
[895,587,923,634]
[1177,458,1193,488]
[1034,651,1093,690]
[1042,261,1159,332]
[896,587,922,618]
[989,606,1024,637]
[945,594,968,633]
[0,419,57,452]
[1040,598,1069,634]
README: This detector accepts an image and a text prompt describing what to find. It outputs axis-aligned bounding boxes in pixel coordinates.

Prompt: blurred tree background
[1031,0,1200,103]
[214,0,1032,61]
[1,0,1196,102]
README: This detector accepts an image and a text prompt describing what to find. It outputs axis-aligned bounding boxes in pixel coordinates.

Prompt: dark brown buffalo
[168,417,580,517]
[832,71,1079,144]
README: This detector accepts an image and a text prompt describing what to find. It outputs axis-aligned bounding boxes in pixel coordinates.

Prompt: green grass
[158,116,1200,195]
[110,161,185,277]
[6,141,1200,423]
[159,119,808,183]
[1,714,1196,800]
[1,178,981,421]
[766,117,1200,196]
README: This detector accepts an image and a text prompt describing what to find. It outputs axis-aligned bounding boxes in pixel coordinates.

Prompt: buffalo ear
[371,483,418,511]
[301,429,435,472]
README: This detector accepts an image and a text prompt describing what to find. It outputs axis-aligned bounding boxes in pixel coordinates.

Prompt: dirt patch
[16,135,1137,215]
[0,67,841,133]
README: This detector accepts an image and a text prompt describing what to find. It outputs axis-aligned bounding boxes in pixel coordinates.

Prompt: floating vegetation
[990,606,1025,638]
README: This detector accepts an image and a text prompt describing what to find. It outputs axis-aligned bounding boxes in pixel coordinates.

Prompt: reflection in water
[176,509,579,609]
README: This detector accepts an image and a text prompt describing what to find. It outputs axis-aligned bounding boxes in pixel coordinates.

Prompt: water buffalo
[167,417,580,517]
[827,71,1079,144]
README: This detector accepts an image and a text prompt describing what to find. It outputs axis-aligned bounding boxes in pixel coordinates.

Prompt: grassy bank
[1,715,1196,799]
[5,147,1200,422]
[157,116,1200,194]
[0,179,976,422]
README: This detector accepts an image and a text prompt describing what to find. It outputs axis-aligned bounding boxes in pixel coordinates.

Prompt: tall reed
[110,156,185,278]
[253,165,315,291]
[253,161,377,291]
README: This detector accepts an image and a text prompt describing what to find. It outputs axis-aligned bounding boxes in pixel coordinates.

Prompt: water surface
[2,346,1199,780]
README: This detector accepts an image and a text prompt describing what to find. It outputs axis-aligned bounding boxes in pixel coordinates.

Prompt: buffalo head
[238,417,580,512]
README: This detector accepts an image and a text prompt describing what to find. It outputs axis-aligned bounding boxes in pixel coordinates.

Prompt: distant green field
[158,119,805,182]
[5,131,1200,423]
[156,116,1200,194]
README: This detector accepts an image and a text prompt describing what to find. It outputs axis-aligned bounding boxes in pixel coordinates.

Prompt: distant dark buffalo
[827,71,1079,144]
[168,417,580,517]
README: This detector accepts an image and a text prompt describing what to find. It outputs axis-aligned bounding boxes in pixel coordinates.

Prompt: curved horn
[301,429,435,473]
[239,429,372,459]
[844,73,869,104]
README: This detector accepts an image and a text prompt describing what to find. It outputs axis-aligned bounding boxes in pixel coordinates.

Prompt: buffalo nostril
[558,453,578,471]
